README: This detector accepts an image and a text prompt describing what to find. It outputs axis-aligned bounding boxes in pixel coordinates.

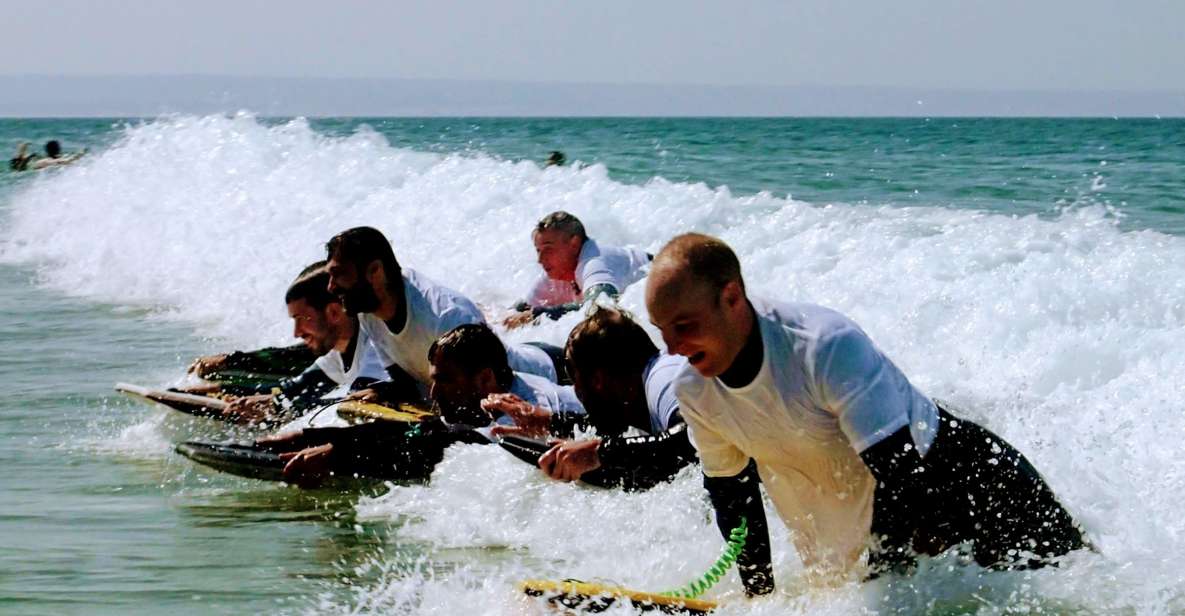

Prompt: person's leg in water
[860,402,1086,576]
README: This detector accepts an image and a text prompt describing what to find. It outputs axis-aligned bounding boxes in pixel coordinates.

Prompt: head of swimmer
[285,262,352,356]
[564,308,658,436]
[645,233,751,379]
[427,324,514,425]
[325,226,401,316]
[45,140,61,158]
[532,211,586,283]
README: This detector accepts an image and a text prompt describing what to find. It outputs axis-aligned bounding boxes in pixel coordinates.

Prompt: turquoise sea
[1,116,1184,615]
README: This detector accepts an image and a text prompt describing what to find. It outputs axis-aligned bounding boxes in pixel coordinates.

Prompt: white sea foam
[3,114,1184,613]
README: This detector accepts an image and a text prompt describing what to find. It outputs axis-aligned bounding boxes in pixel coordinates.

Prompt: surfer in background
[503,211,652,329]
[260,323,583,487]
[213,262,387,424]
[489,307,707,492]
[324,226,562,406]
[8,140,86,172]
[645,233,1087,594]
[544,151,566,167]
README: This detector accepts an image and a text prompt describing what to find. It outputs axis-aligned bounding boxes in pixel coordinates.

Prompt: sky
[6,0,1183,90]
[2,1,1182,116]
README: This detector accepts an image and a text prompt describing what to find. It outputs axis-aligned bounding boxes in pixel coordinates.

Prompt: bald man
[645,232,1086,594]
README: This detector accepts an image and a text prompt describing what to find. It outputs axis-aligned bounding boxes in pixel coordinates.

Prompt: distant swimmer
[504,211,652,328]
[645,233,1087,593]
[8,140,85,172]
[214,262,387,425]
[260,323,584,487]
[489,307,708,492]
[323,227,561,406]
[544,151,566,167]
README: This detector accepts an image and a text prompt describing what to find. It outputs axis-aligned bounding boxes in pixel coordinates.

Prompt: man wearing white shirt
[323,226,560,403]
[268,323,583,486]
[645,233,1086,594]
[219,262,386,424]
[505,211,651,327]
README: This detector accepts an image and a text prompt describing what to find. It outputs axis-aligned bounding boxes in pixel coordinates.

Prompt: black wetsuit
[546,410,700,492]
[708,404,1088,594]
[702,308,1085,595]
[522,341,572,385]
[289,418,488,482]
[209,343,318,394]
[860,402,1087,575]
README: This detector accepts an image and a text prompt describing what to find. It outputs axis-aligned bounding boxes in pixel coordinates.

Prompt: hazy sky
[5,0,1183,92]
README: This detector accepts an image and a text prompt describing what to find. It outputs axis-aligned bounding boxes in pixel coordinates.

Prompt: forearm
[703,461,774,596]
[859,424,925,576]
[596,424,698,491]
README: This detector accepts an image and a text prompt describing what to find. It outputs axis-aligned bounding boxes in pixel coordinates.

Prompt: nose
[327,277,340,295]
[660,328,676,352]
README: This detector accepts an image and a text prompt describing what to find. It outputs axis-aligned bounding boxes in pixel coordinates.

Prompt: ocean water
[1,114,1184,615]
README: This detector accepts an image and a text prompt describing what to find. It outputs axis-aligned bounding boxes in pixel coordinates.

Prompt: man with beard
[325,226,562,403]
[263,323,583,487]
[645,233,1087,594]
[216,262,387,424]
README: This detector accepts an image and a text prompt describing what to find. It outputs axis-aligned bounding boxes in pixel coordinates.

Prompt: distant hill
[1,74,1181,117]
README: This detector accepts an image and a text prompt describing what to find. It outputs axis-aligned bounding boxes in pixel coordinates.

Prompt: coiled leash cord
[660,517,748,599]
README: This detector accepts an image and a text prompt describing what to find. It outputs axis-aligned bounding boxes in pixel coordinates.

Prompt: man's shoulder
[671,360,710,404]
[511,371,562,405]
[646,353,689,384]
[753,297,858,338]
[405,268,483,321]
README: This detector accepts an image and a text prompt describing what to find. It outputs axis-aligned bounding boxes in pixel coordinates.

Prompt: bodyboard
[520,579,716,615]
[335,400,435,423]
[175,441,286,481]
[497,435,621,489]
[115,382,229,417]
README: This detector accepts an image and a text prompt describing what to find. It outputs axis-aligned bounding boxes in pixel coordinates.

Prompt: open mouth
[688,351,707,366]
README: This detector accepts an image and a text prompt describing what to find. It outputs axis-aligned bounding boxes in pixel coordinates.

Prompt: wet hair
[428,324,513,390]
[45,140,61,158]
[533,211,587,241]
[284,260,338,310]
[326,226,401,284]
[565,307,659,380]
[545,151,566,166]
[655,232,745,293]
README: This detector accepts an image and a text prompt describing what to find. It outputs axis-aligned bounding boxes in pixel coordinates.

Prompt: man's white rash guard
[675,297,939,572]
[359,268,558,387]
[526,238,651,307]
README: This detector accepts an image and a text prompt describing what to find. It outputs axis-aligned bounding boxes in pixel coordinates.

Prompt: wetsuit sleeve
[529,283,619,320]
[703,461,774,596]
[594,417,699,491]
[276,365,338,410]
[371,362,423,403]
[305,419,488,478]
[581,282,618,303]
[813,326,912,453]
[858,425,925,577]
[547,411,591,437]
[222,343,317,376]
[532,302,581,320]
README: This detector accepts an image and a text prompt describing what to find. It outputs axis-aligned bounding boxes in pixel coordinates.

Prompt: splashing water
[2,114,1184,614]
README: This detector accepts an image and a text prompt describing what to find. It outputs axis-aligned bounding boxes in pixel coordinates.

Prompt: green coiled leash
[660,517,748,599]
